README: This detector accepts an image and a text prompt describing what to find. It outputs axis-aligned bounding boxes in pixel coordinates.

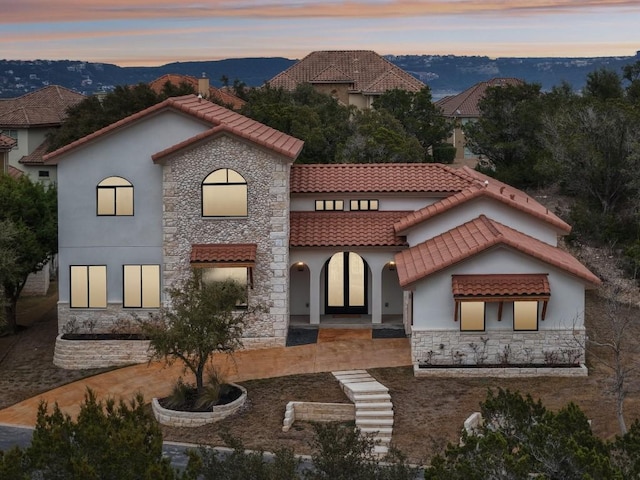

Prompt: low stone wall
[241,336,287,350]
[22,265,50,296]
[282,401,355,432]
[152,384,247,427]
[414,363,588,378]
[53,334,152,369]
[412,328,586,367]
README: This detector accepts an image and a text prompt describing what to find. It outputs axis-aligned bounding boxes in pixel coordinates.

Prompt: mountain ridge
[1,52,639,100]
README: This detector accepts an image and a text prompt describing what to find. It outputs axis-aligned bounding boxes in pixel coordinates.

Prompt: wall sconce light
[388,261,396,271]
[296,262,305,272]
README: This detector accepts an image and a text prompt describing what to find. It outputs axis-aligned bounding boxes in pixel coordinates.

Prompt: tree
[0,219,18,328]
[622,60,640,104]
[241,83,352,163]
[583,67,624,101]
[463,82,550,188]
[336,109,424,163]
[373,87,453,162]
[5,389,179,479]
[141,273,253,396]
[425,389,618,479]
[0,174,57,333]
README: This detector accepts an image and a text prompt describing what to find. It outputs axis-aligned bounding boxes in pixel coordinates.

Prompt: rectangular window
[315,200,344,211]
[201,267,248,307]
[513,301,538,331]
[460,301,485,331]
[97,185,134,215]
[350,199,379,211]
[38,170,50,178]
[70,265,107,308]
[123,265,160,308]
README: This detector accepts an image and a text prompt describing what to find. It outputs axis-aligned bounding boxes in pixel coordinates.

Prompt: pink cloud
[3,0,639,24]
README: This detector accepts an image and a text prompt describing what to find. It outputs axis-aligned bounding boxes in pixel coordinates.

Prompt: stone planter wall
[152,384,247,427]
[414,363,588,378]
[282,401,355,432]
[53,334,152,369]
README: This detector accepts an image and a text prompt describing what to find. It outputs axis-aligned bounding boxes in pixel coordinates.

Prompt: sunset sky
[2,1,639,66]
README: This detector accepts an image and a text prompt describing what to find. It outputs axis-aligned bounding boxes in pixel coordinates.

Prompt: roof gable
[436,77,523,117]
[148,74,245,110]
[44,95,304,163]
[394,166,571,234]
[0,85,85,127]
[269,50,424,94]
[394,215,600,288]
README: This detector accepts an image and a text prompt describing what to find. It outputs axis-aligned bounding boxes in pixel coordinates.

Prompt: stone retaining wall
[152,384,247,427]
[282,401,355,432]
[53,334,152,369]
[412,328,585,367]
[414,363,588,378]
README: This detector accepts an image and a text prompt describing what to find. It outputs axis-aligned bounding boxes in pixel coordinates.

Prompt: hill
[1,52,639,99]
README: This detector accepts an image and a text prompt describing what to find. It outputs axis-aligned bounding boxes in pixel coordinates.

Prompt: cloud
[3,0,639,24]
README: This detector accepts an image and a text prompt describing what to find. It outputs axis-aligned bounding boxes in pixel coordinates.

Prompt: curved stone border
[53,334,152,369]
[414,363,588,378]
[152,384,247,427]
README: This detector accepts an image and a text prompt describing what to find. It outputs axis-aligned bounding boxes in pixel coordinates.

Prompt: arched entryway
[325,251,368,315]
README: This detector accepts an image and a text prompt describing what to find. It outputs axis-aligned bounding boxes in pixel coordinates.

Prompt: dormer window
[202,168,247,217]
[97,176,133,216]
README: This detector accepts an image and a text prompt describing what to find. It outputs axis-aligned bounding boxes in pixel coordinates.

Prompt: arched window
[202,168,247,217]
[97,176,133,216]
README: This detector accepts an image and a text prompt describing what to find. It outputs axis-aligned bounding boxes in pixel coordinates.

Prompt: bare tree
[588,287,640,434]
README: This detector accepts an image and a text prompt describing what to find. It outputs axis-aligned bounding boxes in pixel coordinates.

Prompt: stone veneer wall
[282,401,355,432]
[162,136,290,349]
[54,335,152,369]
[411,329,586,367]
[57,303,155,334]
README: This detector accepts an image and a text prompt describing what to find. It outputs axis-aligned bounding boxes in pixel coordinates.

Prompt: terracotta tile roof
[452,274,550,298]
[0,134,16,150]
[394,166,571,234]
[269,50,424,94]
[290,163,472,194]
[7,165,23,179]
[18,140,49,165]
[190,243,257,264]
[45,95,304,164]
[0,85,85,127]
[394,215,600,288]
[290,211,410,247]
[436,78,523,117]
[148,74,245,110]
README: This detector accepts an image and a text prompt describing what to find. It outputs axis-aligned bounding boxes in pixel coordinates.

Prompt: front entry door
[325,252,367,314]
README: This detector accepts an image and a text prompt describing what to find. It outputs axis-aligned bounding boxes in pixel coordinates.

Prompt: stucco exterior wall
[162,135,291,347]
[56,110,210,329]
[405,197,561,247]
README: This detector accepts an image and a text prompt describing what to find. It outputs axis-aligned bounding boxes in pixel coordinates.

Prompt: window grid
[315,200,344,211]
[349,199,379,211]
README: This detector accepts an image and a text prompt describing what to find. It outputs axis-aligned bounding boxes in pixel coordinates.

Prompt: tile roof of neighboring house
[436,78,523,117]
[394,215,600,288]
[290,163,473,194]
[0,134,16,150]
[7,165,23,178]
[290,211,410,247]
[0,85,85,128]
[44,95,304,164]
[394,166,571,234]
[190,243,257,264]
[19,140,49,165]
[451,274,550,298]
[268,50,424,94]
[148,74,245,110]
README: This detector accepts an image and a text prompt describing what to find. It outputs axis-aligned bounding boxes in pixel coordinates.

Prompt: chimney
[198,73,209,98]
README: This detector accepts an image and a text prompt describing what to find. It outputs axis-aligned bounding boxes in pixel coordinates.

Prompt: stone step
[343,381,388,394]
[359,426,393,437]
[356,409,394,419]
[355,401,393,410]
[373,445,389,456]
[352,393,391,403]
[356,417,394,427]
[333,369,368,376]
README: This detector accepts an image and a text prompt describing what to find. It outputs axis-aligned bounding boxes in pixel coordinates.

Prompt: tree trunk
[616,389,627,435]
[2,295,18,334]
[196,362,205,396]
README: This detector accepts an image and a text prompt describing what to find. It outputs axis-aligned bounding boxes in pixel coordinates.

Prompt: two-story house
[45,94,598,374]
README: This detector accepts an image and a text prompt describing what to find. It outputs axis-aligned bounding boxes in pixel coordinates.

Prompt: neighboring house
[44,94,598,374]
[268,50,425,109]
[0,85,85,183]
[0,133,16,175]
[436,78,523,165]
[148,74,245,110]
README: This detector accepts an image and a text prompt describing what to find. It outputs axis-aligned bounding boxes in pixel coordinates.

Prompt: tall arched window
[202,168,247,217]
[97,176,133,216]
